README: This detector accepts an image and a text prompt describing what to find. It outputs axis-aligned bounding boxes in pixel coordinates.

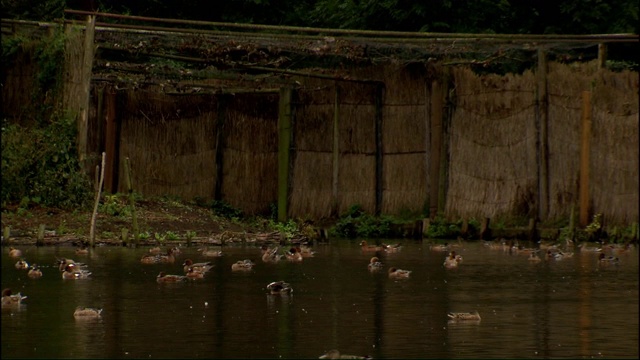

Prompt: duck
[75,245,89,255]
[28,265,43,278]
[141,248,176,264]
[156,271,187,283]
[368,256,384,272]
[284,247,303,262]
[2,288,27,308]
[74,307,103,319]
[388,267,411,279]
[57,258,88,272]
[148,246,162,254]
[430,242,450,252]
[598,252,620,264]
[8,247,22,258]
[443,251,459,269]
[231,259,255,271]
[318,349,371,359]
[182,259,213,274]
[15,259,29,270]
[261,246,283,263]
[528,252,542,262]
[62,263,92,279]
[198,246,223,257]
[266,281,292,295]
[359,240,384,252]
[383,242,402,253]
[295,243,315,258]
[448,311,481,321]
[185,267,205,279]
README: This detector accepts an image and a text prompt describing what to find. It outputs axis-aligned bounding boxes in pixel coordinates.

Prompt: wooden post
[277,87,293,222]
[332,85,340,216]
[104,87,118,193]
[214,95,228,201]
[37,224,45,246]
[374,84,384,216]
[536,48,550,220]
[528,218,538,243]
[480,217,491,240]
[438,76,451,214]
[579,91,592,227]
[429,80,443,218]
[77,15,96,169]
[3,226,9,242]
[90,152,106,247]
[597,43,607,70]
[124,157,139,246]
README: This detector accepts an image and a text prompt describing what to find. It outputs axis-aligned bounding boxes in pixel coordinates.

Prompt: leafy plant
[165,231,179,241]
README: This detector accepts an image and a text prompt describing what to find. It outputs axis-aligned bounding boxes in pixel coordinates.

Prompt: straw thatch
[445,67,538,219]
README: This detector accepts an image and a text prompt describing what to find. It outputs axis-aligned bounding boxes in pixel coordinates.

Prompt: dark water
[2,240,638,359]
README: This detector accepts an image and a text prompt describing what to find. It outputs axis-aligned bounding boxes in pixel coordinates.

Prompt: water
[2,241,638,359]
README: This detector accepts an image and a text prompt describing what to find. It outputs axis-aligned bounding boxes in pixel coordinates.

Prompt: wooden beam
[536,48,550,220]
[429,80,443,218]
[214,95,228,201]
[278,87,293,222]
[103,87,118,193]
[598,43,607,70]
[374,84,384,215]
[78,15,96,168]
[332,85,340,216]
[579,91,592,227]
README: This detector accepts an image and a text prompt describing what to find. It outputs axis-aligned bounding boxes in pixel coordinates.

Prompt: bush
[1,114,92,210]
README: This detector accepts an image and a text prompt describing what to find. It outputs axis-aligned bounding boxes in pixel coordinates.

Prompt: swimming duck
[368,256,384,272]
[318,349,371,359]
[261,246,283,263]
[75,245,89,255]
[443,251,459,269]
[141,248,176,264]
[182,259,213,274]
[57,258,88,272]
[28,265,43,278]
[388,267,411,279]
[8,247,23,258]
[148,246,162,254]
[156,271,187,283]
[74,307,103,319]
[359,240,384,252]
[448,311,481,321]
[430,242,451,252]
[295,244,315,258]
[185,267,205,279]
[266,281,292,295]
[198,247,223,257]
[1,288,27,308]
[284,247,303,262]
[231,259,255,271]
[15,259,29,270]
[528,252,542,262]
[62,263,92,279]
[383,243,402,253]
[598,252,619,264]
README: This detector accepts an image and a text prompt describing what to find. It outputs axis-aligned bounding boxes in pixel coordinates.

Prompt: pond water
[2,240,638,359]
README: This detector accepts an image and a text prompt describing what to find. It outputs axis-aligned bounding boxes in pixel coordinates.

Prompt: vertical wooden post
[429,80,443,218]
[374,84,384,216]
[214,95,228,201]
[277,87,293,222]
[37,224,45,246]
[438,76,451,214]
[597,44,607,70]
[536,48,550,220]
[104,87,118,193]
[90,152,106,247]
[124,157,139,246]
[332,85,340,216]
[579,91,592,227]
[78,15,96,169]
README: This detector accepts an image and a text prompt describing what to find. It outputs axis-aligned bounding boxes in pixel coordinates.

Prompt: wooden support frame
[277,87,293,222]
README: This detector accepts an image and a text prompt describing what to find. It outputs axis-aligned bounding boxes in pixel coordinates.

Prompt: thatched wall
[221,93,279,215]
[1,42,38,124]
[117,90,218,200]
[547,62,639,225]
[446,67,538,219]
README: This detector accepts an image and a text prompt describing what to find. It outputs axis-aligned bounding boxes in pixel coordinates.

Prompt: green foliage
[99,194,133,217]
[425,215,461,239]
[331,204,410,239]
[209,200,243,220]
[164,231,179,241]
[1,114,92,210]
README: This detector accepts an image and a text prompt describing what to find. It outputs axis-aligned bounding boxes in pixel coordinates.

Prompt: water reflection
[2,240,639,359]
